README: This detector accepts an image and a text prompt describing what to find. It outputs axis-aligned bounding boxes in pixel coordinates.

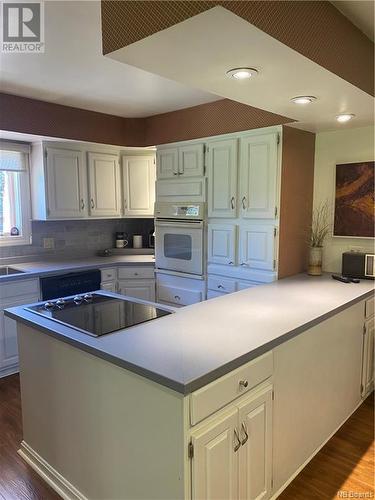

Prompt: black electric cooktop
[25,293,172,337]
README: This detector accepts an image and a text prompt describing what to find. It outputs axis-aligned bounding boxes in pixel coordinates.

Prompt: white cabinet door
[239,225,275,271]
[46,147,87,218]
[191,408,239,500]
[208,224,236,266]
[122,156,155,217]
[88,152,121,217]
[118,280,155,302]
[239,133,278,219]
[156,148,178,179]
[362,319,374,397]
[237,385,273,500]
[178,144,204,177]
[208,139,238,218]
[0,294,40,375]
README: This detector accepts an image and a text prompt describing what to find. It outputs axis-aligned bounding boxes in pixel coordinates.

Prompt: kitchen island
[5,274,374,500]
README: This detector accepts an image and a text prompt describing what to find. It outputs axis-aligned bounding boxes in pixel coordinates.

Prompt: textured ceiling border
[101,1,374,96]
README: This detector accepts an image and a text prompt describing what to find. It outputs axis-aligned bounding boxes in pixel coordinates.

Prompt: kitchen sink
[0,266,26,276]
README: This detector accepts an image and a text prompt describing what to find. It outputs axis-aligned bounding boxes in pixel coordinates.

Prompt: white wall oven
[155,202,205,276]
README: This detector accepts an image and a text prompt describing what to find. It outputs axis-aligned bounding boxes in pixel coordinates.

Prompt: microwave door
[155,221,203,275]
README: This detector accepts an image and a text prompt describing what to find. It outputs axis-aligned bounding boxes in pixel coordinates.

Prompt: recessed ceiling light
[336,113,355,123]
[291,96,317,105]
[226,68,258,80]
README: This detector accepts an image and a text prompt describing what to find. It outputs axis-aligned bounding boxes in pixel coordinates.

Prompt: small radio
[342,252,375,280]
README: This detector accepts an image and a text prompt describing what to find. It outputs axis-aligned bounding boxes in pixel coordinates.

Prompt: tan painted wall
[313,126,375,273]
[278,126,316,279]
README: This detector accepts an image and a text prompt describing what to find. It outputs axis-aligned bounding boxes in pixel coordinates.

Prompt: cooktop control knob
[56,298,66,309]
[73,295,83,305]
[44,301,55,310]
[83,293,93,302]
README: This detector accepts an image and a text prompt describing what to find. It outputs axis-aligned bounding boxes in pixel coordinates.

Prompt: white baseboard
[270,398,365,499]
[18,441,87,500]
[0,364,19,378]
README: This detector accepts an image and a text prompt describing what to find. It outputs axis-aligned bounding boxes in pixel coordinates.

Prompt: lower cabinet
[0,280,40,378]
[207,274,260,299]
[190,384,273,500]
[118,280,155,302]
[362,317,374,397]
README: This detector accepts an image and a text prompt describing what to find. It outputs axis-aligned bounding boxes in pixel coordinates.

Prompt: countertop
[0,254,155,282]
[5,273,374,395]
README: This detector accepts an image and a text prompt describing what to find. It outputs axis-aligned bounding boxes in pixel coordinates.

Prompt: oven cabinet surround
[100,266,155,302]
[156,125,315,292]
[156,143,204,179]
[0,279,39,378]
[30,141,156,220]
[156,272,205,307]
[14,296,370,500]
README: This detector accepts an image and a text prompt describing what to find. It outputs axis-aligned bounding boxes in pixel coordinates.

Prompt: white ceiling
[331,0,374,41]
[109,6,374,133]
[0,1,219,117]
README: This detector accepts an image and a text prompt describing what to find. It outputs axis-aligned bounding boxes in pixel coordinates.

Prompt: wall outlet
[348,246,364,253]
[43,237,55,249]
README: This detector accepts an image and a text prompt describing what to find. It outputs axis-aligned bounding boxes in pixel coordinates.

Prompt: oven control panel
[155,202,205,220]
[177,205,199,217]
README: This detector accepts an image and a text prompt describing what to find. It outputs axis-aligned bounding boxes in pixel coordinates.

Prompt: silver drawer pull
[239,379,249,389]
[230,196,235,209]
[228,261,234,265]
[217,284,224,289]
[174,295,181,300]
[90,198,95,209]
[241,422,249,446]
[80,199,85,210]
[134,272,139,276]
[242,196,247,209]
[240,263,247,267]
[234,428,241,452]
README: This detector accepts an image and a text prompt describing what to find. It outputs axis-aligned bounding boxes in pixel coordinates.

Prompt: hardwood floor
[0,374,373,500]
[0,374,60,500]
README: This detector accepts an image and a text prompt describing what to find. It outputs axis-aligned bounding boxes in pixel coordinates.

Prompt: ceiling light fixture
[291,96,317,105]
[336,113,355,123]
[226,68,258,80]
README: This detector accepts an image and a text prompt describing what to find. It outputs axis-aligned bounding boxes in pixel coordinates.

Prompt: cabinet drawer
[208,276,236,294]
[118,266,154,280]
[100,267,117,282]
[157,284,203,306]
[190,351,273,425]
[365,296,375,319]
[100,281,116,292]
[0,279,39,302]
[207,290,226,300]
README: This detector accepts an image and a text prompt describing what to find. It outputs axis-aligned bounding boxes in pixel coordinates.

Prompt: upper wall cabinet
[207,139,238,218]
[156,143,204,179]
[239,133,278,219]
[87,152,121,217]
[122,155,155,217]
[31,144,88,220]
[45,148,87,219]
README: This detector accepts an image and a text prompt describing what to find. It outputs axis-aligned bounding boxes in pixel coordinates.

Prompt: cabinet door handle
[241,422,249,446]
[230,196,235,209]
[90,198,95,209]
[242,196,247,209]
[174,295,181,301]
[173,172,179,176]
[80,199,85,210]
[234,428,241,452]
[124,199,127,209]
[217,284,224,289]
[239,379,249,388]
[228,261,234,265]
[240,263,247,267]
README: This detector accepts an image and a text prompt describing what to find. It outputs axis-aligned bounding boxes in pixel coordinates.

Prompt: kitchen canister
[133,235,143,249]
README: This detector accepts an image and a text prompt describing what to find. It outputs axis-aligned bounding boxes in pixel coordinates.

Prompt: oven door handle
[155,220,204,229]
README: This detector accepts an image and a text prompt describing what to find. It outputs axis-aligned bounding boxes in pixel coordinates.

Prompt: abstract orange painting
[334,161,375,238]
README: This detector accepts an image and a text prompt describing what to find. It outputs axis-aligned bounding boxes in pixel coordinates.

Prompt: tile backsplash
[0,219,154,261]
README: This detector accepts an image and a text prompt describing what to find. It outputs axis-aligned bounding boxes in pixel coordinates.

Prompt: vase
[308,246,323,276]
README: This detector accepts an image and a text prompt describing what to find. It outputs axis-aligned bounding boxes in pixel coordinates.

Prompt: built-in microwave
[154,202,205,276]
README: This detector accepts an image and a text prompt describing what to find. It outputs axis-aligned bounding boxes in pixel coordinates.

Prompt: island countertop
[5,273,374,394]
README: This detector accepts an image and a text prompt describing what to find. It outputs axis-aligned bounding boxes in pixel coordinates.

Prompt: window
[0,142,32,246]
